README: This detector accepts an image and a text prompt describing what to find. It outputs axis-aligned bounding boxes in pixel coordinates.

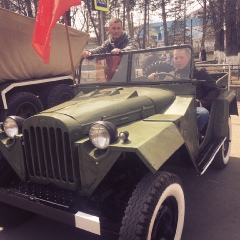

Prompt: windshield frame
[78,45,194,86]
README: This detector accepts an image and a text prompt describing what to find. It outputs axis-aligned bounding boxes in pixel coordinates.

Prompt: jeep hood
[26,87,175,134]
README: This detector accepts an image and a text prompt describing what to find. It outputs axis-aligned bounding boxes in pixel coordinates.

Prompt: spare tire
[144,61,175,76]
[40,84,75,109]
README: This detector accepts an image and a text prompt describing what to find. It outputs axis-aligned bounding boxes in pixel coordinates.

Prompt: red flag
[32,0,81,64]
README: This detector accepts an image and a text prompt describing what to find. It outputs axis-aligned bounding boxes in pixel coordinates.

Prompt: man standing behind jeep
[81,18,139,81]
[81,18,139,58]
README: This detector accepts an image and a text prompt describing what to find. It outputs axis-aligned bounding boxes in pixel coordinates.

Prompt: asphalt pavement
[0,104,239,240]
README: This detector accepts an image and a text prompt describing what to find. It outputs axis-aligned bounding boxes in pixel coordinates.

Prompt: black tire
[212,117,232,169]
[38,85,53,109]
[119,171,185,240]
[7,92,43,119]
[144,61,175,76]
[0,152,20,187]
[41,84,75,109]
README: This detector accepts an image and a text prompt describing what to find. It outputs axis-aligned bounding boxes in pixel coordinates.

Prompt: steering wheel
[155,72,177,80]
[144,61,175,76]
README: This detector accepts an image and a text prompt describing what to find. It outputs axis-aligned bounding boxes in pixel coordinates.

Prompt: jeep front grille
[23,126,77,186]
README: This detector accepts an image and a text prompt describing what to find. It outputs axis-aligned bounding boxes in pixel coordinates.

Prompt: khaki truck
[0,45,238,239]
[0,8,89,120]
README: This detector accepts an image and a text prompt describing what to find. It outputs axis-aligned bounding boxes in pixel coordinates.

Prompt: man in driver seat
[148,48,220,133]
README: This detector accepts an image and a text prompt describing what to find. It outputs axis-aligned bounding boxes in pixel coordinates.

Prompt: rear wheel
[40,84,75,109]
[119,171,185,240]
[212,117,232,169]
[7,92,43,119]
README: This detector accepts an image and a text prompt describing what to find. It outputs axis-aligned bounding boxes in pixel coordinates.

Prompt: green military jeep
[0,45,238,239]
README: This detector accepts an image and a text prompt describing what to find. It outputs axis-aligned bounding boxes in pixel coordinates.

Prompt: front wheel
[119,171,185,240]
[212,117,232,169]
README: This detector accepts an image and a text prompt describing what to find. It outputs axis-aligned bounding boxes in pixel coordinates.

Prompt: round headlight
[89,121,118,149]
[3,116,25,139]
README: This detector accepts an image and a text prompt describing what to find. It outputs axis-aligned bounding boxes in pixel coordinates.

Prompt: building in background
[136,17,214,53]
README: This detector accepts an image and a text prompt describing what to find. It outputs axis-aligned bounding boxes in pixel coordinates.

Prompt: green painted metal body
[0,45,238,197]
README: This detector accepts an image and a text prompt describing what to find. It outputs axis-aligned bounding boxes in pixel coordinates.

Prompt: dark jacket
[89,32,139,54]
[176,66,220,108]
[194,68,220,108]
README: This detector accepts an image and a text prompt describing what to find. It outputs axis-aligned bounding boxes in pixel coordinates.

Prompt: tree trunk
[161,0,169,46]
[86,1,101,45]
[201,0,207,46]
[33,0,38,16]
[225,0,238,66]
[209,0,225,63]
[61,10,71,26]
[126,0,133,37]
[143,0,148,48]
[25,0,33,18]
[236,0,240,63]
[2,0,9,9]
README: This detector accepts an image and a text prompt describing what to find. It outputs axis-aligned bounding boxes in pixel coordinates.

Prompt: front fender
[76,116,185,196]
[113,117,185,172]
[0,131,26,181]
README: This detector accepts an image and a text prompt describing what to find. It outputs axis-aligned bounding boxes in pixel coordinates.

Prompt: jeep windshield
[78,45,193,85]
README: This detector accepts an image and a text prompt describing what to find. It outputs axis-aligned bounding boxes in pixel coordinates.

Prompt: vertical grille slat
[36,127,46,178]
[42,127,53,179]
[29,127,40,177]
[23,122,77,187]
[49,127,58,179]
[63,132,74,183]
[56,128,65,180]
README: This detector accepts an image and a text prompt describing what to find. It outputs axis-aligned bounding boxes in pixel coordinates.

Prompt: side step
[196,137,226,175]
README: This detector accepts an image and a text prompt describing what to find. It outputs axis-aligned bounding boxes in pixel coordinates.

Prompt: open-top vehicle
[0,45,238,239]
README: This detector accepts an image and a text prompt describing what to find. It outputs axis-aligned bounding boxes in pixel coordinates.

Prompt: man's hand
[148,72,157,80]
[196,99,202,107]
[111,48,121,54]
[81,50,92,59]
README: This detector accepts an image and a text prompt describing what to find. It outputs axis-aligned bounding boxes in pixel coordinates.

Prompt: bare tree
[161,0,169,46]
[225,0,238,65]
[209,0,225,63]
[237,0,240,56]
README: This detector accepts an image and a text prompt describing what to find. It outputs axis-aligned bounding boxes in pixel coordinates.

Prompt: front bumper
[0,183,100,235]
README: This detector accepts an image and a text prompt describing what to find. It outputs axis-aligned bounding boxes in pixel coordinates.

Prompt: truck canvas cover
[0,8,89,82]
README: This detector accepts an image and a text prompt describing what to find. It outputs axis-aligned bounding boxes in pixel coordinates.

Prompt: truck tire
[119,171,185,240]
[40,84,75,109]
[7,92,43,119]
[212,117,232,169]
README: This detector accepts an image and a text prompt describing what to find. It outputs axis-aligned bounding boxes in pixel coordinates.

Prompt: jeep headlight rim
[3,116,25,139]
[89,121,118,149]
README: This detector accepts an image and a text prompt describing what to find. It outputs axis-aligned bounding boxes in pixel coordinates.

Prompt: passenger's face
[108,22,123,40]
[173,50,191,70]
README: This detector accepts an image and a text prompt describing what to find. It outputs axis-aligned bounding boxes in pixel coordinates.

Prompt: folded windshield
[79,46,193,84]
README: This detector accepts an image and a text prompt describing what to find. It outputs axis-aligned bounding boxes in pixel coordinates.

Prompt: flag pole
[63,13,76,84]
